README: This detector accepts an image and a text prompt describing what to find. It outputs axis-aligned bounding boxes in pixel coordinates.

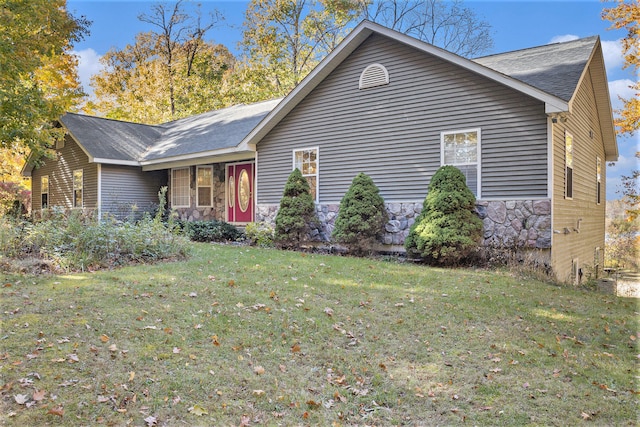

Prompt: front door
[226,162,254,223]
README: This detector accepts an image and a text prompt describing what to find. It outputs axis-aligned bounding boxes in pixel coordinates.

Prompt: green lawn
[1,243,638,426]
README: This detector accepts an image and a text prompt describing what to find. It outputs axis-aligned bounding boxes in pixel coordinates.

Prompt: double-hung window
[441,129,480,197]
[171,167,190,208]
[565,131,574,199]
[41,176,49,209]
[73,169,83,208]
[197,166,213,207]
[293,148,319,202]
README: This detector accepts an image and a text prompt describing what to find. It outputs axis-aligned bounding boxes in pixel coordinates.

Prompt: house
[23,21,617,284]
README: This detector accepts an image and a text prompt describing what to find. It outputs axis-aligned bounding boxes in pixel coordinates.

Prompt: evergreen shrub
[274,168,319,249]
[332,172,387,255]
[405,165,482,265]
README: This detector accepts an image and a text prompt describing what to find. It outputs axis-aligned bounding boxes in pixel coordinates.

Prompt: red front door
[226,162,254,223]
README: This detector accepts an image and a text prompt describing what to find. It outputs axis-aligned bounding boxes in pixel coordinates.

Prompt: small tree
[332,172,387,255]
[405,165,482,265]
[274,168,319,249]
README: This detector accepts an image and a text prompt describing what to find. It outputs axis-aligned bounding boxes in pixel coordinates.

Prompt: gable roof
[60,113,163,165]
[240,21,616,161]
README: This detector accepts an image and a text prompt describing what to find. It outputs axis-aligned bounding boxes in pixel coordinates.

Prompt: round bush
[332,172,387,255]
[274,168,319,249]
[405,166,482,265]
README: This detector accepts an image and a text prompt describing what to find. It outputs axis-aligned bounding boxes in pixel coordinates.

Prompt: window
[565,131,573,199]
[197,166,213,207]
[41,176,49,209]
[171,167,190,207]
[596,157,602,205]
[359,63,389,89]
[73,169,83,208]
[293,148,319,202]
[441,129,480,197]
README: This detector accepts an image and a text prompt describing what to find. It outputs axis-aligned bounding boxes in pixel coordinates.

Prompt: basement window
[359,63,389,89]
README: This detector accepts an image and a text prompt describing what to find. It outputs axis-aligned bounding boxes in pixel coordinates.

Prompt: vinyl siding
[257,34,548,204]
[101,165,167,219]
[31,135,98,211]
[551,66,607,283]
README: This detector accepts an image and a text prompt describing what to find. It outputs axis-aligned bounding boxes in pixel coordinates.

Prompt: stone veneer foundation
[255,199,552,251]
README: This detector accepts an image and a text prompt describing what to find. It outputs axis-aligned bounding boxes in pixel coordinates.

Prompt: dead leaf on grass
[47,406,64,417]
[14,394,29,405]
[188,404,208,416]
[32,389,46,401]
[144,415,158,426]
[254,365,265,375]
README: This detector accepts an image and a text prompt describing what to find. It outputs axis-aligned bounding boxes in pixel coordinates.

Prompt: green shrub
[180,220,242,242]
[405,165,483,265]
[274,168,319,249]
[245,222,275,247]
[332,172,387,255]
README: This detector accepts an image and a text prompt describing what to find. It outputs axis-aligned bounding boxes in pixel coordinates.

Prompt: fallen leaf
[324,307,334,317]
[47,406,64,417]
[291,343,301,353]
[108,344,118,352]
[67,354,79,363]
[173,347,181,354]
[581,411,591,420]
[144,415,158,426]
[32,389,46,401]
[100,334,109,343]
[254,366,265,375]
[240,414,251,426]
[188,404,208,416]
[252,389,265,396]
[14,394,29,405]
[128,371,135,382]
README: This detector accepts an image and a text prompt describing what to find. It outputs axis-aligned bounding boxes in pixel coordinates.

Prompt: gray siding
[101,165,167,219]
[31,135,98,211]
[257,34,548,204]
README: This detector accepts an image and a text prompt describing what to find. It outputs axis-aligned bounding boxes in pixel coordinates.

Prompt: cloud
[549,34,579,44]
[601,39,624,72]
[72,48,103,97]
[608,79,636,110]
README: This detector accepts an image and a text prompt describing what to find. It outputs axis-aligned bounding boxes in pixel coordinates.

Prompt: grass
[1,243,638,426]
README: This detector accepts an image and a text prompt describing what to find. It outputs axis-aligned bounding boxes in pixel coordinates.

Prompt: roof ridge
[63,111,167,130]
[473,35,598,61]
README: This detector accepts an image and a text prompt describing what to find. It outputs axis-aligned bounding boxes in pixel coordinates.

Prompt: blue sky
[66,0,638,200]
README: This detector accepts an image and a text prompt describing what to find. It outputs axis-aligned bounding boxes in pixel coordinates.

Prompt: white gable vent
[359,63,389,89]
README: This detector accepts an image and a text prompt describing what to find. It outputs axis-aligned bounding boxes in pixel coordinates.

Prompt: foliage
[245,222,275,247]
[0,182,30,218]
[240,0,358,97]
[605,200,640,270]
[0,0,89,159]
[357,0,493,57]
[405,165,482,265]
[332,172,387,255]
[179,220,242,242]
[0,188,189,272]
[274,168,319,249]
[87,0,233,123]
[1,243,637,426]
[602,0,639,134]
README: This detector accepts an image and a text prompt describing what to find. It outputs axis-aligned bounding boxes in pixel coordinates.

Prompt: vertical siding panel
[552,68,607,282]
[257,34,548,204]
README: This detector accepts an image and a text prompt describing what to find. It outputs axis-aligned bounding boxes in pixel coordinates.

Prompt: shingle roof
[473,36,598,102]
[60,113,163,162]
[142,98,281,161]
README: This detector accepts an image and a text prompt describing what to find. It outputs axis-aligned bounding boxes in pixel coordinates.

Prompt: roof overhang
[574,39,618,161]
[239,20,569,150]
[141,149,255,171]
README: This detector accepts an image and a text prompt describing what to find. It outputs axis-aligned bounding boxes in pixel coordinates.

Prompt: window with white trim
[73,169,83,208]
[441,129,480,197]
[171,167,190,208]
[565,131,573,199]
[596,157,602,205]
[293,148,318,202]
[197,166,213,207]
[41,175,49,209]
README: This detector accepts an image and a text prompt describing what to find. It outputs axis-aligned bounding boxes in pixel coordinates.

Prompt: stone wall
[255,199,552,250]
